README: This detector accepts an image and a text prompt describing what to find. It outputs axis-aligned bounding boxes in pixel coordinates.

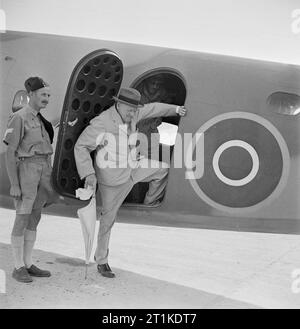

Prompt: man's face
[117,102,138,123]
[147,79,162,95]
[30,86,51,109]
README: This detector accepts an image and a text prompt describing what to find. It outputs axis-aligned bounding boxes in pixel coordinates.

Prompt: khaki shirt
[3,105,53,157]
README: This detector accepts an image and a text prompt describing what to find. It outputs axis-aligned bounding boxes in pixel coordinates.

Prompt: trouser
[94,160,168,264]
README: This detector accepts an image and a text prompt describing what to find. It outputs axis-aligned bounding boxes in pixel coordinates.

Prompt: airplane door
[52,49,123,199]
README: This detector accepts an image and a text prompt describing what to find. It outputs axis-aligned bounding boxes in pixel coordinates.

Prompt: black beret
[24,77,48,92]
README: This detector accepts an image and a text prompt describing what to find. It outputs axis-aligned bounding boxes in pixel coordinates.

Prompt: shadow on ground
[0,243,259,309]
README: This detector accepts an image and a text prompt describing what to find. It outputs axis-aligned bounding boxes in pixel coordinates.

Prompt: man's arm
[5,146,21,198]
[137,102,185,121]
[3,114,23,198]
[74,116,105,187]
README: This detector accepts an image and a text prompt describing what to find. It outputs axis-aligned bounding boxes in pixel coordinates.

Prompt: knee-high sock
[11,235,25,269]
[23,229,36,268]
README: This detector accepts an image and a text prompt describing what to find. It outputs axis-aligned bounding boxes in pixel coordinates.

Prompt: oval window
[267,91,300,116]
[12,90,29,112]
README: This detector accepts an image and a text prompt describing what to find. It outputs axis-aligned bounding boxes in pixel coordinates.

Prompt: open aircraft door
[52,49,123,199]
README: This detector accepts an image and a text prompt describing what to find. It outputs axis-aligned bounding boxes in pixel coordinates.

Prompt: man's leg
[23,160,53,277]
[10,160,41,282]
[95,180,133,266]
[34,158,64,208]
[24,162,48,270]
[11,214,31,270]
[132,159,169,205]
[22,208,50,277]
[11,213,35,283]
[23,209,41,269]
[143,168,168,205]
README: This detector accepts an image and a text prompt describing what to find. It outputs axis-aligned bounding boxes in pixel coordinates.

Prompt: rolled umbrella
[77,190,96,279]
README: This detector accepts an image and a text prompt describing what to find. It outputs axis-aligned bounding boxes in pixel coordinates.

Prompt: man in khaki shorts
[3,77,57,283]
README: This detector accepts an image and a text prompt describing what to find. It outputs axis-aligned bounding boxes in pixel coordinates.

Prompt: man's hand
[84,173,97,191]
[177,106,187,117]
[10,185,21,199]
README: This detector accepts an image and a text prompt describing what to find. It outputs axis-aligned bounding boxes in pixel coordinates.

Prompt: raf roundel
[185,112,290,213]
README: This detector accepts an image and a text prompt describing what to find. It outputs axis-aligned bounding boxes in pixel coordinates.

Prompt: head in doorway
[144,74,165,96]
[113,87,143,124]
[24,77,51,111]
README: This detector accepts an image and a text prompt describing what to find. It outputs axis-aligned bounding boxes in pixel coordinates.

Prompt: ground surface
[1,208,300,309]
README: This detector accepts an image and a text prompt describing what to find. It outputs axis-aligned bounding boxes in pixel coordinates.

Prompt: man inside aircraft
[136,74,173,160]
[74,87,187,278]
[3,77,57,283]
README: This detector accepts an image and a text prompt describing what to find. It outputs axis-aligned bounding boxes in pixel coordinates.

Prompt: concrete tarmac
[0,208,300,309]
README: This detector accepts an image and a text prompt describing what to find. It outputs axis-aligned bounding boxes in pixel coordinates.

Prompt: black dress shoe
[12,267,33,283]
[27,264,51,277]
[97,263,115,278]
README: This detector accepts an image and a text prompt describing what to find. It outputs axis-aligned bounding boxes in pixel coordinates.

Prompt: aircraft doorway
[124,70,187,205]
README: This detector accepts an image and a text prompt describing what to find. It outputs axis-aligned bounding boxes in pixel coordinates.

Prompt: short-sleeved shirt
[3,105,53,157]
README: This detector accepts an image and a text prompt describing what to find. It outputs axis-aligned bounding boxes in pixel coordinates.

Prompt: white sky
[1,0,300,65]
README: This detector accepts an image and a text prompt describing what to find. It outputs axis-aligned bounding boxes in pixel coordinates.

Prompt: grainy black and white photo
[0,0,300,311]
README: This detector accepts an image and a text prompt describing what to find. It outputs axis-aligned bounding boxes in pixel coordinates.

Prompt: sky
[1,0,300,65]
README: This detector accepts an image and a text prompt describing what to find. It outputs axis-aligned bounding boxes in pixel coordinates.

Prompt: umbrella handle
[85,264,88,280]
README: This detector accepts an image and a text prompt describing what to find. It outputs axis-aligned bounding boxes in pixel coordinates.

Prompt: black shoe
[97,263,115,278]
[27,264,51,277]
[12,267,33,283]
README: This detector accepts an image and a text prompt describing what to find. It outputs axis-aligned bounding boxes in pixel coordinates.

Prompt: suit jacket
[74,102,178,186]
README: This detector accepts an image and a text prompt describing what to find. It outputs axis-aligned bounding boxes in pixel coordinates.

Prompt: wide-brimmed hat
[113,88,143,108]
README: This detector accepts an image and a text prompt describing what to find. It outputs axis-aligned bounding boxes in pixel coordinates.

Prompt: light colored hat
[113,87,143,108]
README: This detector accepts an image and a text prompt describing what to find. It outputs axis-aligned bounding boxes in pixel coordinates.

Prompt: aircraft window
[135,72,185,159]
[124,71,186,206]
[12,90,29,112]
[267,91,300,116]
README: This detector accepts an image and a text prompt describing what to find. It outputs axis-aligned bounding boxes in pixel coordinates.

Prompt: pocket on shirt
[24,125,42,145]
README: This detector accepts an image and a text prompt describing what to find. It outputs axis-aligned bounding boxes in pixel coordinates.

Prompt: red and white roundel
[185,112,290,213]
